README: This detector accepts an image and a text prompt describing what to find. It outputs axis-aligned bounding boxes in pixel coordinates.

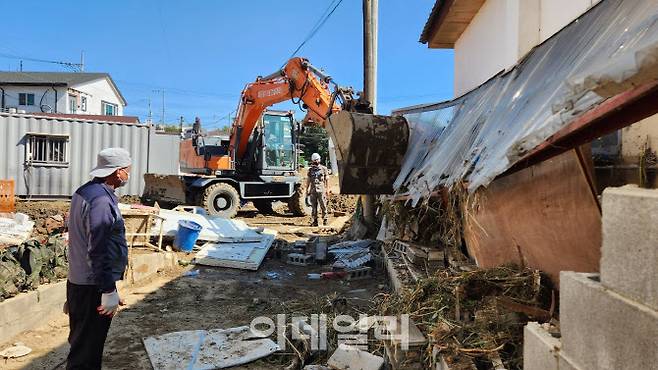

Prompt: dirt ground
[3,196,380,370]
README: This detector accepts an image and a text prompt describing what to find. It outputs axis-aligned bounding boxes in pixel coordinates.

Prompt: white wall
[71,78,124,116]
[1,86,67,113]
[539,0,601,42]
[453,0,601,96]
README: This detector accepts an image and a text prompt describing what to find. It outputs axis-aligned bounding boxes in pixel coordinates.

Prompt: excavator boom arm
[230,57,339,160]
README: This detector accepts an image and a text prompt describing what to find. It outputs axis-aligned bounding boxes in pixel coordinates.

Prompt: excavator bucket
[325,111,409,195]
[142,174,189,206]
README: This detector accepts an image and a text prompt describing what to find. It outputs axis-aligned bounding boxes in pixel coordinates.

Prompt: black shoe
[311,220,318,226]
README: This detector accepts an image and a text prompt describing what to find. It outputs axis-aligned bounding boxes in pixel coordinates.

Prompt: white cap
[311,153,321,161]
[89,148,132,178]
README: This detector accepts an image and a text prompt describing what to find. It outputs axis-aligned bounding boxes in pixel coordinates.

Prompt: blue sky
[0,1,454,130]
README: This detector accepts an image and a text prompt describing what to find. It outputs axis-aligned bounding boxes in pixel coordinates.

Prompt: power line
[0,52,83,72]
[284,0,344,63]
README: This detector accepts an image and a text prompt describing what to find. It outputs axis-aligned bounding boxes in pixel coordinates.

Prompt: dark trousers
[66,281,113,370]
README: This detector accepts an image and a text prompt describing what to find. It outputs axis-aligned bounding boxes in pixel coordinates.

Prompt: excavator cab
[259,111,296,174]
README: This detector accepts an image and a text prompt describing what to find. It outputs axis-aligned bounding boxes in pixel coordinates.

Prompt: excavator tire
[288,186,311,216]
[202,182,240,218]
[252,199,275,215]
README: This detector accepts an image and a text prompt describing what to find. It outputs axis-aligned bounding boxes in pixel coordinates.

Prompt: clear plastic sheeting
[393,0,658,205]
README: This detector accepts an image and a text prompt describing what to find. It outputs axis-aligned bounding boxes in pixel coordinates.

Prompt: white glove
[98,290,120,316]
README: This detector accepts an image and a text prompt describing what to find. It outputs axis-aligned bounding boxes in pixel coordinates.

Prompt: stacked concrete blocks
[524,185,658,370]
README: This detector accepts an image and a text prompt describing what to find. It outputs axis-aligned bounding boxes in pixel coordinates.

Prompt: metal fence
[0,112,152,197]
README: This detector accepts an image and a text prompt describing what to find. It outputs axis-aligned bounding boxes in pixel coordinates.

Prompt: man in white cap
[306,152,329,226]
[65,147,131,369]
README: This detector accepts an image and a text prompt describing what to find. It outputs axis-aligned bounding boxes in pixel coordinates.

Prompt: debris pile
[15,200,69,239]
[328,194,358,215]
[0,235,68,300]
[376,265,553,369]
[381,194,463,247]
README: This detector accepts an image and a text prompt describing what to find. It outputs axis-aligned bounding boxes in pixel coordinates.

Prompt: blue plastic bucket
[173,220,202,252]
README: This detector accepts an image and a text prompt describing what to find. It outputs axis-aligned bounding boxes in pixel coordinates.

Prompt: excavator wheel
[288,186,311,216]
[252,199,275,215]
[202,182,240,218]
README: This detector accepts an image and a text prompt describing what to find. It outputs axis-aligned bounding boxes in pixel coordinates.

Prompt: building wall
[0,86,67,113]
[70,78,125,116]
[454,0,602,96]
[539,0,601,42]
[0,113,148,197]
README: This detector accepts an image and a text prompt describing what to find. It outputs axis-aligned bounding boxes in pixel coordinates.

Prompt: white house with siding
[0,71,127,116]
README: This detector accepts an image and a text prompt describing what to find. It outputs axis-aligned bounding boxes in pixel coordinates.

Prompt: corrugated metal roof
[395,0,658,205]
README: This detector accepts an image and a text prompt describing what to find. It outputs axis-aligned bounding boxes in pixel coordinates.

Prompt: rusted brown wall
[462,149,601,285]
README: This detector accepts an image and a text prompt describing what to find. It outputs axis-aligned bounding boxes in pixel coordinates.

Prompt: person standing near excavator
[65,148,131,369]
[306,152,329,226]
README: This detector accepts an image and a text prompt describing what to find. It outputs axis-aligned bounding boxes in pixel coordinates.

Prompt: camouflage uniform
[307,164,329,225]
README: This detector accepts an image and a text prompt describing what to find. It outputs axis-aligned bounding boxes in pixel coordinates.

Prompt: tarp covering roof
[393,0,658,205]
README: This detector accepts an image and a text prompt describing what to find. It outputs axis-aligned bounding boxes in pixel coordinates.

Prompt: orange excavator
[143,57,409,218]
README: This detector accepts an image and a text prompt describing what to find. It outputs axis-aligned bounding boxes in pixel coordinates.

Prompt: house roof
[419,0,486,48]
[0,71,127,106]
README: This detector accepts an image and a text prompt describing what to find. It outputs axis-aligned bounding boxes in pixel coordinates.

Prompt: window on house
[81,96,87,112]
[102,101,118,116]
[19,93,35,106]
[69,94,77,114]
[25,133,69,166]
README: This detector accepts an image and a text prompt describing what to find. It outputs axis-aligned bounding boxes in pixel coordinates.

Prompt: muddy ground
[3,195,382,370]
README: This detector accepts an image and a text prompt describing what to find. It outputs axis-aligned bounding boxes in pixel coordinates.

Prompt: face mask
[119,176,129,188]
[118,170,130,187]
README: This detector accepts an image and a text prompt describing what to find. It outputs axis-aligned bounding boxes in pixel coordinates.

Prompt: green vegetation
[299,125,329,166]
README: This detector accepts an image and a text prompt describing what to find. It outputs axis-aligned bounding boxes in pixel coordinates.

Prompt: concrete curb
[0,251,178,346]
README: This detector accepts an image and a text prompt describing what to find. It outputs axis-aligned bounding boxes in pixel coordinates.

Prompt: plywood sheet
[463,149,601,285]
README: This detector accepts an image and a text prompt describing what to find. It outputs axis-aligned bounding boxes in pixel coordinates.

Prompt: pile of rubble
[377,265,553,369]
[0,235,68,300]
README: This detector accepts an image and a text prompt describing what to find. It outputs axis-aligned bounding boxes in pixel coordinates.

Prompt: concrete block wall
[560,272,658,370]
[524,185,658,370]
[0,281,66,346]
[600,186,658,311]
[0,251,178,346]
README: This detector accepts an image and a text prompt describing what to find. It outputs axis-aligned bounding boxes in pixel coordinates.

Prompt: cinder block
[287,253,313,266]
[392,240,408,255]
[347,267,372,281]
[560,271,658,370]
[523,322,560,370]
[601,186,658,311]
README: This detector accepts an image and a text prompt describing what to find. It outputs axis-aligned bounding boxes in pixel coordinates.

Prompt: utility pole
[153,89,165,124]
[362,0,378,225]
[147,97,153,124]
[80,51,85,72]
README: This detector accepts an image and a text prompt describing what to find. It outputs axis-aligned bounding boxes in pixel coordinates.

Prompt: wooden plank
[462,149,601,285]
